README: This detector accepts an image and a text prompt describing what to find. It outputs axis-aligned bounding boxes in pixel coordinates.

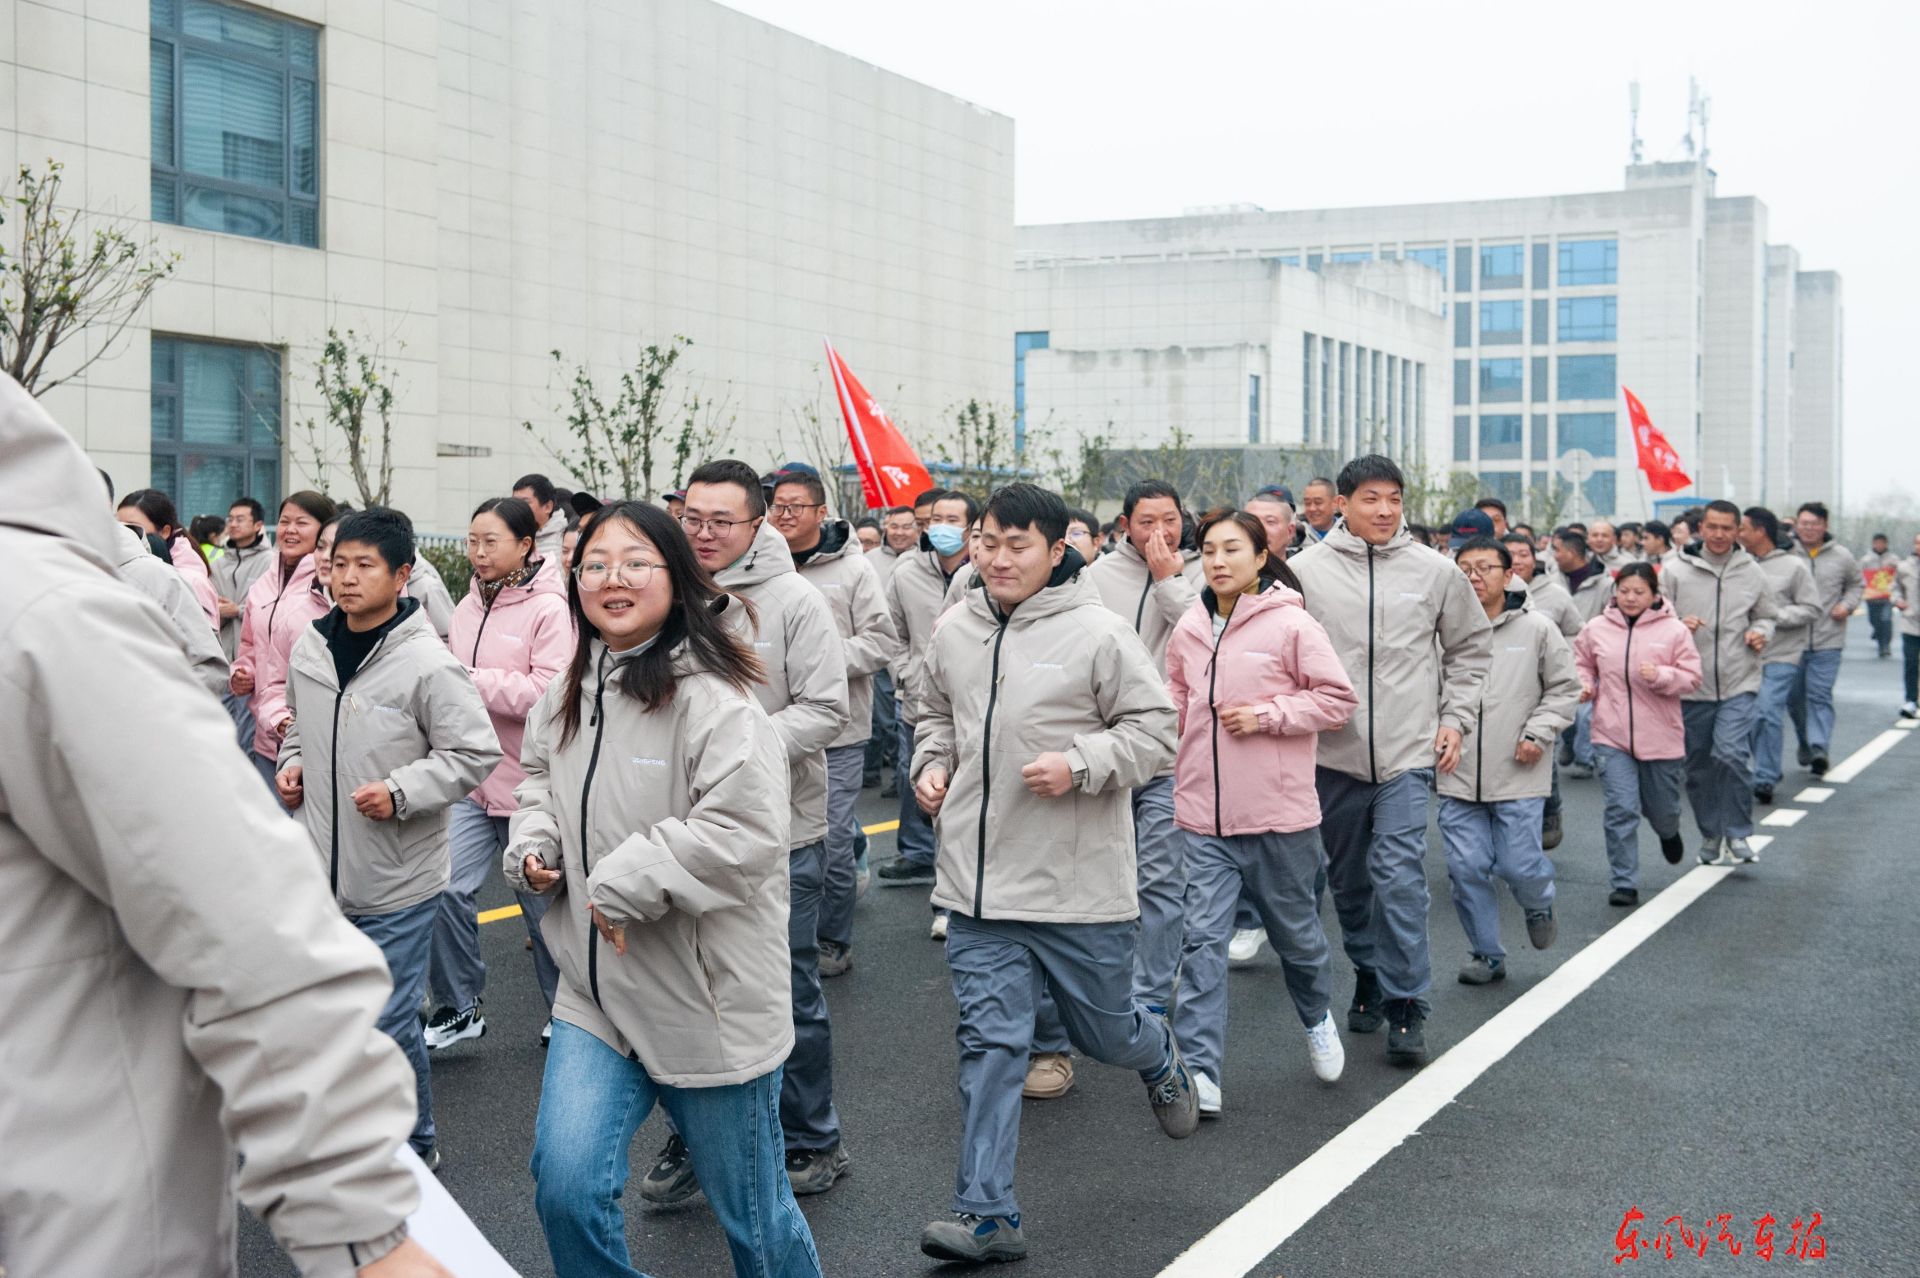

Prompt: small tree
[1524,476,1573,531]
[1031,419,1113,510]
[525,337,691,500]
[0,160,178,396]
[671,383,737,492]
[930,398,1020,496]
[774,369,853,500]
[294,327,399,506]
[1403,466,1481,529]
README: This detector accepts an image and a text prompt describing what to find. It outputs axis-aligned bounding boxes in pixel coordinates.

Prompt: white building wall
[1,0,1014,530]
[1703,196,1768,504]
[1792,270,1844,510]
[1763,244,1800,507]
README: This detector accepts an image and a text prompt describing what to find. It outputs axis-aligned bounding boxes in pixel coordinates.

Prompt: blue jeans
[1683,694,1758,841]
[1905,633,1919,704]
[866,669,898,778]
[351,897,439,1154]
[1868,599,1893,655]
[223,688,256,752]
[1316,767,1436,1007]
[781,842,839,1153]
[1790,648,1843,756]
[1593,746,1684,890]
[1437,796,1553,960]
[1749,662,1800,790]
[895,717,936,866]
[532,1021,821,1278]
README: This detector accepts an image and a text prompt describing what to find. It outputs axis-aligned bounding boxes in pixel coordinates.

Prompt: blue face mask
[926,524,967,556]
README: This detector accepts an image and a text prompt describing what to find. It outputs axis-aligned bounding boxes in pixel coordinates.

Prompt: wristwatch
[385,779,409,818]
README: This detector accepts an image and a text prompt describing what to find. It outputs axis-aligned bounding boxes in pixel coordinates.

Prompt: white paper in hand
[395,1144,522,1276]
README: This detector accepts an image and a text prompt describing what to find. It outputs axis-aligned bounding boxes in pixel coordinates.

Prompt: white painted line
[1823,729,1909,783]
[1761,808,1806,827]
[1895,718,1918,731]
[1796,786,1834,804]
[1156,837,1774,1278]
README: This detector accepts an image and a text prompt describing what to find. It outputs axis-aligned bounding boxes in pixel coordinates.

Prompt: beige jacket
[913,560,1178,923]
[1896,555,1920,638]
[1525,575,1583,640]
[1794,536,1862,651]
[1085,536,1206,674]
[211,534,275,659]
[866,541,909,587]
[1659,545,1780,701]
[795,521,899,749]
[715,520,850,847]
[405,549,456,639]
[1289,522,1493,784]
[116,522,230,696]
[0,375,421,1277]
[506,637,795,1086]
[1437,595,1581,803]
[885,535,968,723]
[280,602,501,914]
[1751,546,1822,664]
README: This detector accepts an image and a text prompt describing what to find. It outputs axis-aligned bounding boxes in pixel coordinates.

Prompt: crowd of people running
[4,369,1907,1277]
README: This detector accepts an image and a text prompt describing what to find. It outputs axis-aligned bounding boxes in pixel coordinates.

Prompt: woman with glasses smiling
[507,500,823,1278]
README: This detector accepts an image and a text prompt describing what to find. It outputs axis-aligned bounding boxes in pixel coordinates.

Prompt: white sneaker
[1900,701,1917,719]
[1192,1070,1222,1118]
[930,912,949,941]
[1305,1010,1345,1082]
[1728,837,1759,864]
[1228,928,1267,965]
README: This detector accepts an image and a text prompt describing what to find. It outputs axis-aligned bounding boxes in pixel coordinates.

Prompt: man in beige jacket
[0,375,447,1276]
[911,483,1194,1266]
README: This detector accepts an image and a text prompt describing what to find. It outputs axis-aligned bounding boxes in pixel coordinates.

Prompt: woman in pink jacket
[1166,509,1358,1117]
[1573,562,1704,906]
[230,492,336,789]
[115,488,220,631]
[425,497,572,1052]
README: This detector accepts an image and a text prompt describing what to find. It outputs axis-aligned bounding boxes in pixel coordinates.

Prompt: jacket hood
[1199,579,1305,620]
[967,545,1092,624]
[0,372,121,570]
[1675,542,1755,576]
[796,519,855,564]
[1495,588,1530,619]
[1319,518,1414,560]
[113,522,153,570]
[312,595,424,647]
[715,518,796,590]
[1597,596,1677,630]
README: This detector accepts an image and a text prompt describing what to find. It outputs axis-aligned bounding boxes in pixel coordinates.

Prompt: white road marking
[1762,808,1806,827]
[1796,786,1834,804]
[1156,839,1770,1278]
[1823,729,1909,783]
[1894,718,1917,731]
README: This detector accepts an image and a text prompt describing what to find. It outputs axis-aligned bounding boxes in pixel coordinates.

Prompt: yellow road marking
[479,818,903,924]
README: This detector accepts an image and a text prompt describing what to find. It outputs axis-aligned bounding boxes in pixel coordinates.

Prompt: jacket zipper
[470,590,497,665]
[1712,570,1724,700]
[1134,573,1153,634]
[1623,620,1637,756]
[1366,548,1378,784]
[974,618,1009,918]
[327,630,392,899]
[1206,609,1235,835]
[581,650,611,1007]
[1473,698,1484,802]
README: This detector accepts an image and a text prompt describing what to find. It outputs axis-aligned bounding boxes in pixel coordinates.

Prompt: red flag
[824,339,932,510]
[1622,386,1692,493]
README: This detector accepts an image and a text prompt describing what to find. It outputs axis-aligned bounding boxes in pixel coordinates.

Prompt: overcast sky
[726,0,1916,510]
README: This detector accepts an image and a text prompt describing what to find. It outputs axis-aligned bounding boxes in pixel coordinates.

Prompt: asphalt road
[241,629,1918,1277]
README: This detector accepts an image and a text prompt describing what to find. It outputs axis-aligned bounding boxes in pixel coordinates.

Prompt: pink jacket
[168,536,220,631]
[447,573,573,815]
[1573,599,1703,761]
[233,554,328,759]
[1166,584,1357,836]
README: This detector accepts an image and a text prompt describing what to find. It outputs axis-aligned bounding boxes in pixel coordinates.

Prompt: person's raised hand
[1142,528,1183,582]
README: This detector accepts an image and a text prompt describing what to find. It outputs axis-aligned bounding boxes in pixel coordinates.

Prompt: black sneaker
[423,1004,486,1052]
[862,771,881,789]
[880,779,899,799]
[1541,810,1563,850]
[1608,887,1639,907]
[415,1145,442,1174]
[1348,968,1385,1034]
[785,1145,850,1196]
[1143,1041,1199,1140]
[1810,753,1829,777]
[921,1213,1026,1264]
[1525,908,1557,950]
[818,939,852,978]
[1660,833,1685,865]
[637,1135,701,1206]
[1754,785,1774,805]
[1384,999,1428,1067]
[876,857,935,887]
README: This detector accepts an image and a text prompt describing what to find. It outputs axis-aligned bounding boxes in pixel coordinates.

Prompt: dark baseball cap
[1251,483,1295,506]
[1448,508,1496,551]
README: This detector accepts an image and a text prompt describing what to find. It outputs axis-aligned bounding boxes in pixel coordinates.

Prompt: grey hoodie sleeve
[1436,566,1495,736]
[768,585,850,761]
[910,628,958,783]
[507,692,565,887]
[408,563,455,639]
[1745,564,1781,641]
[2,580,418,1273]
[840,556,900,679]
[1147,560,1202,629]
[1524,625,1582,745]
[387,654,502,816]
[1774,559,1821,632]
[1063,624,1179,793]
[1832,545,1864,615]
[588,694,792,922]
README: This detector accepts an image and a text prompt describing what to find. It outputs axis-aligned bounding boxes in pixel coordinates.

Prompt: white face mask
[926,524,966,555]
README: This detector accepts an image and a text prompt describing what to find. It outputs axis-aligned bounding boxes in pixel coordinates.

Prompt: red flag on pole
[1622,386,1692,493]
[824,339,932,510]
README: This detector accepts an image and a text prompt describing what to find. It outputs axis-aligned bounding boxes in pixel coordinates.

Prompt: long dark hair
[1195,507,1304,598]
[118,488,209,577]
[555,501,765,746]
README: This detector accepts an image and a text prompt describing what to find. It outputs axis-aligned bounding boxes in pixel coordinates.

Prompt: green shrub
[420,542,472,605]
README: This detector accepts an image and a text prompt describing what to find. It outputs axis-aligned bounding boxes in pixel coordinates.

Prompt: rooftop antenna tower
[1681,76,1698,159]
[1629,80,1644,164]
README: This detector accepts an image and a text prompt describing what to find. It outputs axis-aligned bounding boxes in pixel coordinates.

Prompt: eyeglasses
[1458,562,1502,579]
[574,559,665,590]
[678,514,753,536]
[769,503,825,517]
[1065,528,1093,543]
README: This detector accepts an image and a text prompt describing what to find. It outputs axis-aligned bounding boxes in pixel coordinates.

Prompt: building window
[1302,334,1315,442]
[1454,307,1472,348]
[1453,245,1474,293]
[1479,300,1524,345]
[1478,471,1524,505]
[1307,253,1323,273]
[1558,238,1619,286]
[1557,296,1617,342]
[1531,298,1550,344]
[1330,250,1372,264]
[1557,354,1616,401]
[1248,373,1261,444]
[1272,254,1300,267]
[1531,355,1549,403]
[1480,413,1524,460]
[1338,343,1351,452]
[1531,242,1551,290]
[150,0,320,247]
[1453,359,1472,406]
[1454,415,1472,462]
[1530,413,1548,460]
[1582,469,1617,515]
[150,335,283,517]
[1320,339,1331,442]
[1557,411,1617,458]
[1406,247,1448,286]
[1013,331,1049,450]
[1479,357,1524,403]
[1370,351,1382,447]
[1480,243,1525,289]
[1414,364,1426,463]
